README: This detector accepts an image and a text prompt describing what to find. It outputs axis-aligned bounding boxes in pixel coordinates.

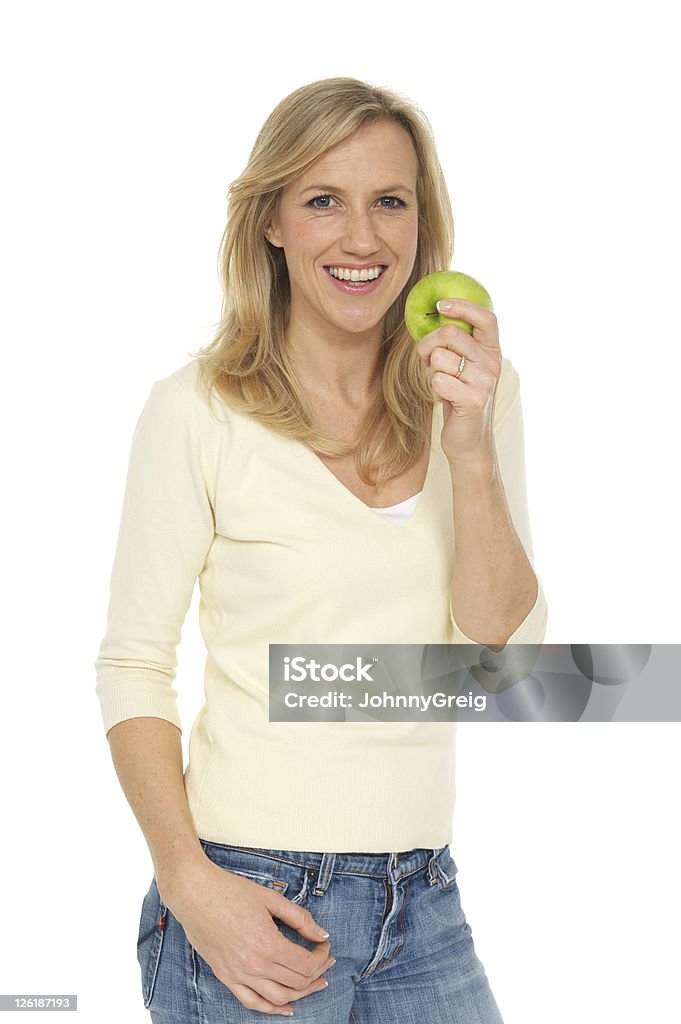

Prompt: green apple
[404,270,494,342]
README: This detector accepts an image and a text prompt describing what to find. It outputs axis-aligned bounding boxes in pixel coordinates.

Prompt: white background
[1,0,679,1021]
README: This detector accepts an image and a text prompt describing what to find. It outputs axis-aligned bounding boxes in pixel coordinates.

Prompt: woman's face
[265,118,419,343]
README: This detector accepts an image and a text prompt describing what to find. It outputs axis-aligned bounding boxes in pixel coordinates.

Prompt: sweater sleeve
[94,373,215,737]
[450,357,548,646]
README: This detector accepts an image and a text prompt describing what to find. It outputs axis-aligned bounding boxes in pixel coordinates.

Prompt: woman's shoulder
[169,357,202,391]
[164,358,250,431]
[166,357,211,408]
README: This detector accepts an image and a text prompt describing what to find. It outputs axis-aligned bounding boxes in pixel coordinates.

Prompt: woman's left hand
[416,298,502,466]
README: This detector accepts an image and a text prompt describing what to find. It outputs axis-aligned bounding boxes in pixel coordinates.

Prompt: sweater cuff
[450,574,548,648]
[95,665,183,736]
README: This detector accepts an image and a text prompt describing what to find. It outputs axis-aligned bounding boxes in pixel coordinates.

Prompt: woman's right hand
[159,855,335,1016]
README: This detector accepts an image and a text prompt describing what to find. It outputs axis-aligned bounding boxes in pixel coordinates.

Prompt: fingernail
[317,928,330,938]
[436,300,453,311]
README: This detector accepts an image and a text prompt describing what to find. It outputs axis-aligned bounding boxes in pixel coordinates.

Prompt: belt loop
[427,847,442,886]
[312,853,336,896]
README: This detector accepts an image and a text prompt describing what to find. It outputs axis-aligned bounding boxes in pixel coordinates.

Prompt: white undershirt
[371,490,422,526]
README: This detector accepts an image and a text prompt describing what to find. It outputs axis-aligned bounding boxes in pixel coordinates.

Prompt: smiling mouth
[323,265,386,287]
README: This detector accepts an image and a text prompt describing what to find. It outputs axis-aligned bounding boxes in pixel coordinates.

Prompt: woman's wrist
[447,448,498,494]
[155,844,211,908]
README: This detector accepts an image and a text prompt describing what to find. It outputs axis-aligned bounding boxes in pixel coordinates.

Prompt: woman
[95,77,547,1023]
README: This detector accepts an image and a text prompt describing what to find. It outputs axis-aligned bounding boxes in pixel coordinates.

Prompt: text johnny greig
[282,656,487,712]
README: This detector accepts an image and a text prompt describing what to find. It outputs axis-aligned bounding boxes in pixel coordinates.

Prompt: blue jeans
[137,840,504,1023]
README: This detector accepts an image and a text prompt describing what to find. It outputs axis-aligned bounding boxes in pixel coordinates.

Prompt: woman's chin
[328,307,389,338]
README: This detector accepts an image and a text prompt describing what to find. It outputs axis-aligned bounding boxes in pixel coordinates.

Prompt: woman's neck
[284,308,384,403]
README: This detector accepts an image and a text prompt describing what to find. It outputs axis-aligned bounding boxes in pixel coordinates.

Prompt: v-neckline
[301,403,441,529]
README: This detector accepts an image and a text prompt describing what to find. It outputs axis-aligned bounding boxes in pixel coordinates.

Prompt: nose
[341,208,380,256]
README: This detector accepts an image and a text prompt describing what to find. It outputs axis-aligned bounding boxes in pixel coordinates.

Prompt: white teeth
[327,265,384,281]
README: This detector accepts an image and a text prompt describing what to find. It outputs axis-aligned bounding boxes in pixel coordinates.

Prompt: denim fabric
[137,840,504,1023]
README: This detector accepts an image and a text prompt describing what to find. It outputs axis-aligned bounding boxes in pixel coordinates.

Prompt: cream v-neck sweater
[94,356,547,851]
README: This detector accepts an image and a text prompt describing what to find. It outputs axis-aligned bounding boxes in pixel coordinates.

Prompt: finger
[436,299,500,350]
[267,951,336,990]
[429,346,481,382]
[431,371,469,406]
[436,298,497,332]
[269,893,330,945]
[254,970,331,1008]
[417,323,481,365]
[424,344,500,392]
[231,980,296,1016]
[431,371,495,409]
[271,929,331,978]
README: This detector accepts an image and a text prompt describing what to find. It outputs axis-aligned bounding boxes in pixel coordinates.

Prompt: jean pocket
[136,877,168,1009]
[434,846,459,890]
[200,841,309,904]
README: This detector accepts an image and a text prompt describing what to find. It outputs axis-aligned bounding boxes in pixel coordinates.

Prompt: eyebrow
[299,183,416,197]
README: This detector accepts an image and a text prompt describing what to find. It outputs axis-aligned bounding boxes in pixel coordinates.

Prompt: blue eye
[308,194,406,210]
[310,195,335,209]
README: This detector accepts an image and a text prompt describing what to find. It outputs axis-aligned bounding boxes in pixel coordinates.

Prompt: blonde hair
[190,77,454,486]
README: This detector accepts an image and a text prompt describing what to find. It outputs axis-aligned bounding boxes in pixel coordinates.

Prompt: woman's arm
[107,715,333,1015]
[448,450,540,649]
[95,372,215,886]
[448,358,547,648]
[417,299,548,649]
[94,373,215,733]
[106,716,206,903]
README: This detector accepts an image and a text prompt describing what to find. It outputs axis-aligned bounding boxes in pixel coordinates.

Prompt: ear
[264,218,283,248]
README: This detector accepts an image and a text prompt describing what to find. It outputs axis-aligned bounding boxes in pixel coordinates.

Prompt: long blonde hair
[190,77,454,486]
